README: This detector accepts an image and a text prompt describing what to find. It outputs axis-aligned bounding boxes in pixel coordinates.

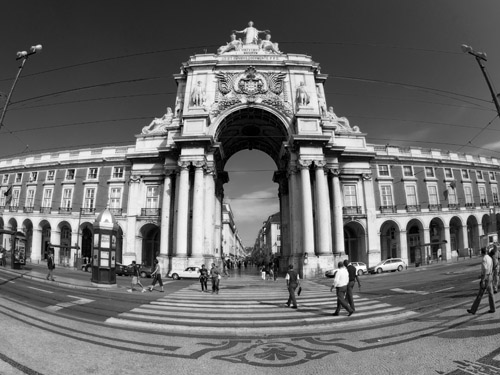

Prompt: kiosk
[91,208,118,287]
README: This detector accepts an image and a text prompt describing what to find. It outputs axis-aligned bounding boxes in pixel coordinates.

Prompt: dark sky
[1,0,500,245]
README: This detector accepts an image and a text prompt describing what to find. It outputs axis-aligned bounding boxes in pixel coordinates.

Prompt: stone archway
[407,219,424,264]
[40,220,51,261]
[429,218,445,261]
[467,215,480,253]
[380,220,400,260]
[449,216,464,255]
[21,219,33,261]
[141,224,160,269]
[482,214,491,235]
[344,221,366,262]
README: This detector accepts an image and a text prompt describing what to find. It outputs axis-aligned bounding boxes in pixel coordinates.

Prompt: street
[0,259,498,374]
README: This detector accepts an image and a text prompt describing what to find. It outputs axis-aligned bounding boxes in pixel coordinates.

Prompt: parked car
[325,261,367,278]
[115,262,152,278]
[167,266,201,280]
[325,269,338,278]
[368,258,407,274]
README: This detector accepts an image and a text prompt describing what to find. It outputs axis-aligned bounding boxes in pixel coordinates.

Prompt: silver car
[368,258,407,274]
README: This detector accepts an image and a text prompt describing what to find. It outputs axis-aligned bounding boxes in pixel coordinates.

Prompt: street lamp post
[0,44,42,130]
[462,44,500,237]
[461,44,500,118]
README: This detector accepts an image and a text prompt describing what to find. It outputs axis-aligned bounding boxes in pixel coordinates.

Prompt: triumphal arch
[130,22,377,277]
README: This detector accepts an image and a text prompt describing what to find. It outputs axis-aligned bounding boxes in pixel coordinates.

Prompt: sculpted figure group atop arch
[218,21,280,55]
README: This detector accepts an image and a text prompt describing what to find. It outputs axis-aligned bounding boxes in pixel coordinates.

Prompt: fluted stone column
[191,161,205,258]
[423,228,431,263]
[214,181,223,257]
[287,167,301,259]
[175,161,190,257]
[330,169,344,255]
[299,160,315,257]
[314,162,332,255]
[399,229,408,265]
[50,229,60,265]
[124,175,141,261]
[204,167,216,257]
[461,225,469,255]
[159,170,174,258]
[31,228,42,262]
[443,226,451,261]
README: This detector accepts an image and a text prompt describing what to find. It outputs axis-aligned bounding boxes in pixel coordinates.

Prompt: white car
[325,262,367,278]
[167,266,200,280]
[368,258,407,274]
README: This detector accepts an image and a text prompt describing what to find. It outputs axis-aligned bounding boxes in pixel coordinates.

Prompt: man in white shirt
[468,247,496,314]
[330,261,354,316]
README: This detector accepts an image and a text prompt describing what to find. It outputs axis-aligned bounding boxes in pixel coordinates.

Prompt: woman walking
[147,259,164,292]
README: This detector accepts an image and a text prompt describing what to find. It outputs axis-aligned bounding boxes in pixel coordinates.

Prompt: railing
[448,203,460,210]
[343,206,362,215]
[494,202,500,208]
[0,206,5,212]
[406,205,421,212]
[379,205,397,213]
[23,206,34,213]
[58,207,72,214]
[428,204,442,211]
[480,202,489,208]
[9,206,19,212]
[80,207,96,215]
[465,202,475,209]
[40,206,52,214]
[141,208,161,216]
[109,208,123,216]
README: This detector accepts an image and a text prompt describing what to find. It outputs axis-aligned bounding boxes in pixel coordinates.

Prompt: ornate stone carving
[217,22,282,56]
[298,159,313,169]
[330,168,341,177]
[129,175,141,184]
[362,173,372,181]
[191,81,206,107]
[259,34,280,54]
[212,67,292,118]
[177,160,191,170]
[317,86,327,117]
[142,107,173,135]
[233,21,270,46]
[296,82,310,107]
[217,34,243,54]
[324,106,361,133]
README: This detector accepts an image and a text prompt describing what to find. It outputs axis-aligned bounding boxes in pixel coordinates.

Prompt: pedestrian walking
[344,259,361,311]
[210,263,221,294]
[285,264,300,309]
[0,246,5,267]
[147,259,164,292]
[467,247,496,315]
[199,264,208,292]
[489,245,499,293]
[128,261,146,292]
[330,261,354,316]
[46,253,55,281]
[261,265,266,280]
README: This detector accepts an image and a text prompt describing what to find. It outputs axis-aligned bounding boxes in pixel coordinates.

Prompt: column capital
[298,159,313,169]
[192,160,206,169]
[314,160,326,168]
[362,173,372,181]
[329,168,341,177]
[128,175,142,185]
[177,160,191,169]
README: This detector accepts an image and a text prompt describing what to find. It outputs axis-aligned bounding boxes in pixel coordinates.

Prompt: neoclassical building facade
[1,23,499,276]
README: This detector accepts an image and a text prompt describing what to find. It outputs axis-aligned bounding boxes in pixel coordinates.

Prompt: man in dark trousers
[46,253,55,281]
[468,247,496,315]
[285,264,300,309]
[344,259,361,311]
[330,261,354,316]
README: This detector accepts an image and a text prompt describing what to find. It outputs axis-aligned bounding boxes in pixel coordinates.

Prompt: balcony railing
[379,205,397,213]
[141,208,161,216]
[80,207,96,215]
[406,204,421,212]
[494,201,500,208]
[0,206,4,212]
[448,203,460,210]
[58,207,72,214]
[9,206,19,212]
[428,204,442,211]
[40,207,52,214]
[109,208,123,216]
[480,202,489,208]
[465,202,475,209]
[343,206,362,215]
[23,206,34,213]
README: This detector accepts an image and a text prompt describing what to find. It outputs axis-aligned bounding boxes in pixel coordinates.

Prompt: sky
[1,1,500,247]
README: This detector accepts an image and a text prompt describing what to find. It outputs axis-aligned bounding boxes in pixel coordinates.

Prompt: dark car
[115,263,152,278]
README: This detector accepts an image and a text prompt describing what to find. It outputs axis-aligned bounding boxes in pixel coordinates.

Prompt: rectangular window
[479,186,487,204]
[405,185,418,205]
[0,187,6,206]
[87,168,98,180]
[492,186,499,204]
[112,167,124,179]
[15,173,22,183]
[109,187,122,208]
[65,169,75,181]
[42,188,53,208]
[425,167,435,178]
[462,169,470,179]
[428,185,439,205]
[444,168,453,178]
[146,186,160,208]
[464,185,473,204]
[477,170,484,180]
[84,187,96,209]
[25,188,35,207]
[46,170,55,182]
[403,166,413,177]
[61,187,73,208]
[2,174,8,184]
[447,184,457,204]
[12,188,20,206]
[378,165,390,177]
[490,171,496,181]
[30,171,38,182]
[343,185,358,207]
[380,185,394,206]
